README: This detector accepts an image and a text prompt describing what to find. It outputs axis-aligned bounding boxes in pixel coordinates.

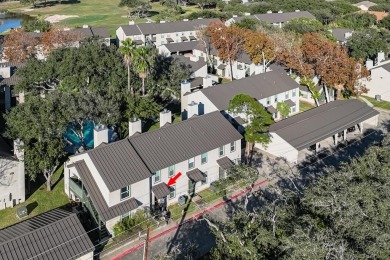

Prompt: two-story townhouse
[0,137,25,210]
[181,70,301,123]
[116,18,217,47]
[192,42,264,80]
[362,52,390,101]
[226,10,316,28]
[64,111,242,236]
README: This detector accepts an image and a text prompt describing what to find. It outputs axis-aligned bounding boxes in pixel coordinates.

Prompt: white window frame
[201,153,207,164]
[154,171,161,183]
[169,185,176,199]
[168,165,175,177]
[291,106,296,113]
[266,97,271,105]
[292,89,296,97]
[285,92,289,99]
[120,186,131,201]
[188,158,195,169]
[219,146,225,157]
[230,141,236,153]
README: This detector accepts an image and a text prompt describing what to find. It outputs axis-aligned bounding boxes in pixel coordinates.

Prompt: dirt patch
[45,15,78,23]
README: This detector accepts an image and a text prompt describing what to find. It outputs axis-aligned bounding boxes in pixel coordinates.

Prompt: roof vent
[183,19,189,21]
[82,24,89,28]
[267,10,272,14]
[278,10,283,13]
[129,20,135,25]
[295,10,300,12]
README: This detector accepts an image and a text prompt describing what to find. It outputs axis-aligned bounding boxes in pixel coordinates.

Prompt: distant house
[257,100,379,163]
[0,62,24,111]
[329,28,353,45]
[182,70,301,121]
[116,19,217,47]
[0,137,24,211]
[358,10,389,22]
[172,54,208,78]
[64,111,242,236]
[226,10,316,28]
[363,52,390,101]
[353,1,377,11]
[0,208,94,260]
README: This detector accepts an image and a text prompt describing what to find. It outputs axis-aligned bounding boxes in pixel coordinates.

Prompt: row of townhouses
[64,111,242,234]
[116,10,316,48]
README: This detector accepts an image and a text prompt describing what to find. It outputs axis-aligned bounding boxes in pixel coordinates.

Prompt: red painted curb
[112,179,268,260]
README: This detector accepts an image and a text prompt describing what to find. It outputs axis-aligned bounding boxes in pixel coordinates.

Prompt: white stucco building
[64,111,242,236]
[0,137,25,210]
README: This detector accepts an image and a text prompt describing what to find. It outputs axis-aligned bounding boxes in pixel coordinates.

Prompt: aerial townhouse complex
[64,111,242,235]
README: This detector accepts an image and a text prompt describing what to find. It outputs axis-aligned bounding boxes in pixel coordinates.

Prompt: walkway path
[99,178,269,260]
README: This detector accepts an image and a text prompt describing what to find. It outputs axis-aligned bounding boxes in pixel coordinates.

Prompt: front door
[188,180,196,196]
[219,167,225,179]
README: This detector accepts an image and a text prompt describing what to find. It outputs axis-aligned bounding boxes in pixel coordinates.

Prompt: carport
[257,100,379,163]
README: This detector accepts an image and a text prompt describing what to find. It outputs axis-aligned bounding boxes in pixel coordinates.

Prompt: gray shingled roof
[353,1,377,7]
[152,183,170,199]
[216,157,234,170]
[120,18,217,36]
[129,111,243,172]
[172,54,207,74]
[253,11,315,23]
[267,105,277,114]
[75,160,141,221]
[269,100,379,150]
[200,70,300,110]
[87,139,151,192]
[91,27,110,38]
[330,28,353,42]
[0,208,94,260]
[1,73,20,86]
[163,41,200,53]
[284,99,296,108]
[187,168,206,182]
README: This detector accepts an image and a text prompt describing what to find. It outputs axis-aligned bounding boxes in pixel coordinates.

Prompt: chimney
[13,139,24,161]
[63,27,71,31]
[129,118,142,137]
[34,30,40,33]
[345,32,352,39]
[267,10,272,14]
[278,10,283,13]
[232,15,238,18]
[366,59,374,70]
[93,125,109,148]
[254,64,263,75]
[181,80,191,96]
[202,75,213,88]
[198,17,203,19]
[183,19,189,21]
[244,12,251,16]
[190,55,199,62]
[295,9,300,12]
[129,20,135,25]
[82,24,89,28]
[160,20,166,23]
[160,109,172,127]
[377,51,385,65]
[187,101,198,118]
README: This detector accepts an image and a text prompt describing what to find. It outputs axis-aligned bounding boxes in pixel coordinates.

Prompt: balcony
[69,178,86,201]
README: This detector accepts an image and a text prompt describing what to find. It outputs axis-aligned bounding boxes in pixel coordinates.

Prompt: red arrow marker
[167,172,182,186]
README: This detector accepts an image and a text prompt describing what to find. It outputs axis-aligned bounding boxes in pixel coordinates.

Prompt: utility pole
[143,219,151,260]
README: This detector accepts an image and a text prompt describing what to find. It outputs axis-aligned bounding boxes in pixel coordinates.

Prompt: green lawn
[300,100,315,112]
[0,165,70,229]
[361,96,390,111]
[0,0,206,36]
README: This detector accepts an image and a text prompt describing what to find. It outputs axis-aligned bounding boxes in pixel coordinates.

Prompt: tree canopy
[211,135,390,259]
[347,28,390,60]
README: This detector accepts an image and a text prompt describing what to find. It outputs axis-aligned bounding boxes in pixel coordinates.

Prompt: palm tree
[133,46,155,96]
[119,38,136,94]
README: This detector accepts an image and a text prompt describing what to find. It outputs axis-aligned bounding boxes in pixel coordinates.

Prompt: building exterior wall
[184,91,219,114]
[192,64,208,78]
[76,251,94,260]
[149,140,242,207]
[363,114,379,127]
[0,158,25,210]
[364,67,390,102]
[255,132,299,163]
[109,178,150,208]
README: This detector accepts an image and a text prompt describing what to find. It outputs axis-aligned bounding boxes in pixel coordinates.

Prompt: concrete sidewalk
[99,177,269,260]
